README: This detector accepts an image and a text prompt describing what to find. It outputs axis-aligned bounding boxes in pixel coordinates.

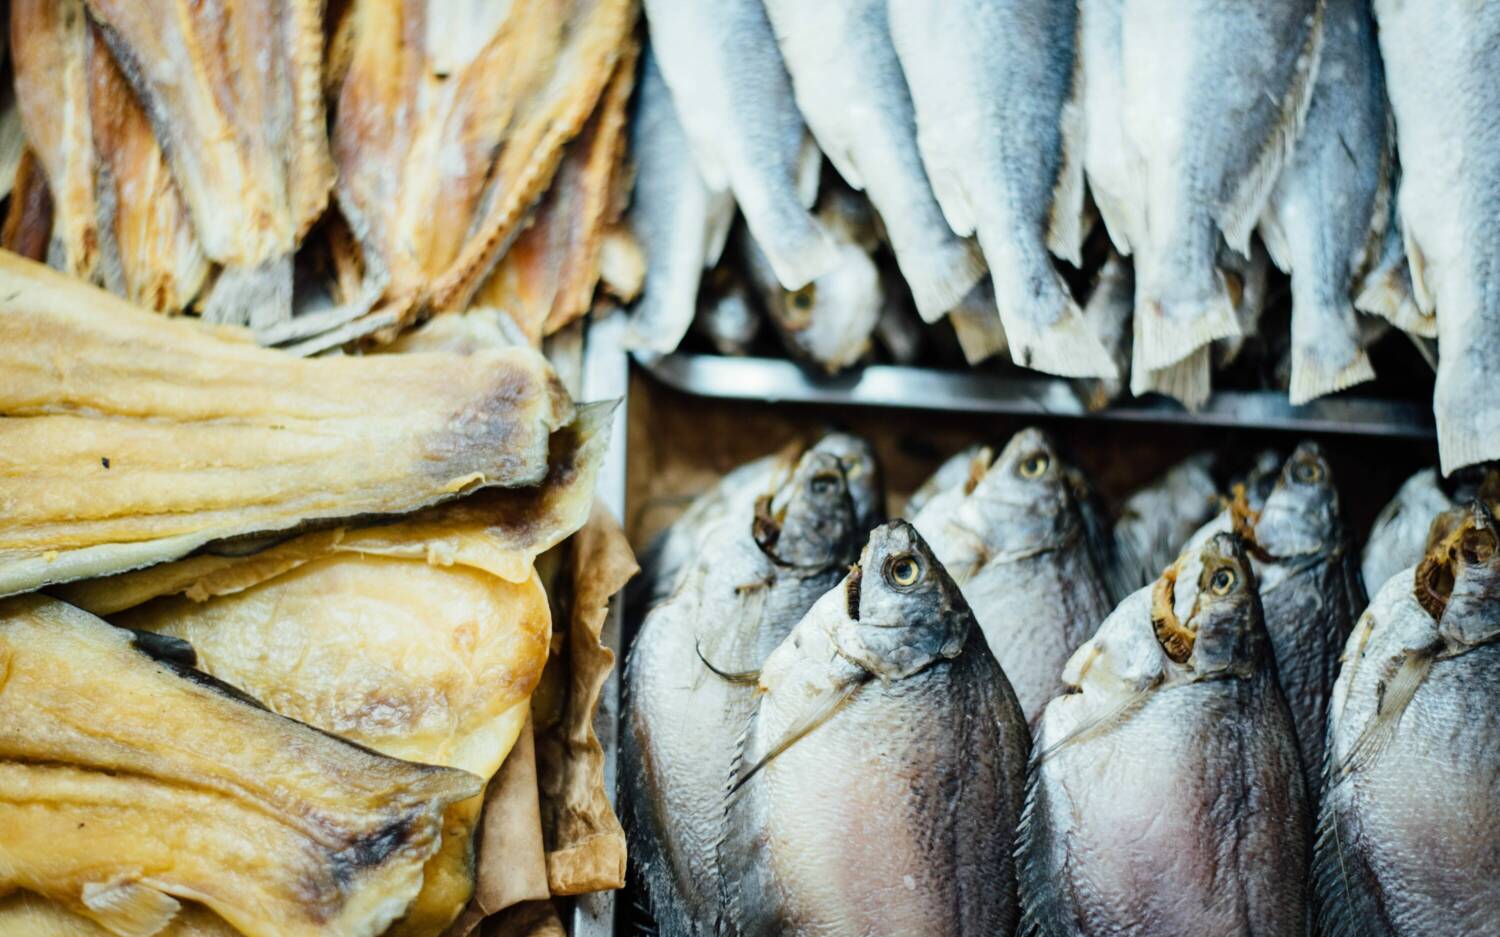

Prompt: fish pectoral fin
[1338,651,1434,778]
[1038,685,1157,764]
[729,675,870,795]
[79,879,182,937]
[694,637,761,686]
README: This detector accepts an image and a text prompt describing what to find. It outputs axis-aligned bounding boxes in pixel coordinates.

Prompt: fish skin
[1260,0,1388,404]
[624,49,736,355]
[889,0,1117,378]
[621,444,880,937]
[1122,0,1324,372]
[1249,442,1365,788]
[721,520,1029,937]
[1018,533,1312,937]
[911,428,1114,721]
[642,0,837,291]
[1373,0,1500,473]
[762,0,982,321]
[1079,0,1138,258]
[1362,468,1454,598]
[1317,505,1500,937]
[1106,451,1219,603]
[901,444,992,522]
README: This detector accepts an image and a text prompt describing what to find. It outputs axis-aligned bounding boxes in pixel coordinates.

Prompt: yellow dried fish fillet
[11,0,98,280]
[85,0,335,327]
[87,26,208,314]
[0,595,484,937]
[474,42,638,345]
[0,250,574,597]
[0,892,240,937]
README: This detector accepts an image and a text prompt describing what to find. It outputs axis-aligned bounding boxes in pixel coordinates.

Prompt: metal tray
[635,352,1437,439]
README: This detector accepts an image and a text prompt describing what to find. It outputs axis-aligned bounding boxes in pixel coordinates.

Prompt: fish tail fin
[1353,252,1437,338]
[80,880,182,937]
[1288,296,1375,406]
[1215,3,1325,254]
[202,255,294,330]
[898,237,987,323]
[1436,366,1500,475]
[1289,342,1374,407]
[1131,344,1212,411]
[736,189,839,292]
[1045,94,1088,268]
[1132,258,1241,371]
[946,283,1009,365]
[983,234,1116,379]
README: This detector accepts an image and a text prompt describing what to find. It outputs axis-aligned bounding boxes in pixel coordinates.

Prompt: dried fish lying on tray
[330,0,636,343]
[0,250,573,597]
[79,0,331,328]
[0,595,482,937]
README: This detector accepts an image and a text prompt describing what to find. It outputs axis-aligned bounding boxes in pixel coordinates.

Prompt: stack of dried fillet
[3,0,641,358]
[0,250,637,937]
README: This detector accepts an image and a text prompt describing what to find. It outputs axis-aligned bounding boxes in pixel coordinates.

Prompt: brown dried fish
[85,0,335,327]
[0,250,573,597]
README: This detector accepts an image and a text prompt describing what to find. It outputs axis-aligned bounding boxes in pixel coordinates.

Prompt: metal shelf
[635,352,1436,439]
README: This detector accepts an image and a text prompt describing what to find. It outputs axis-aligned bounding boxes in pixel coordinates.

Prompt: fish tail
[1353,254,1437,338]
[202,255,295,330]
[734,173,840,292]
[1132,257,1242,372]
[944,280,1008,365]
[983,236,1116,379]
[1288,296,1375,406]
[1130,344,1211,411]
[1436,366,1500,475]
[1289,343,1375,407]
[896,237,987,324]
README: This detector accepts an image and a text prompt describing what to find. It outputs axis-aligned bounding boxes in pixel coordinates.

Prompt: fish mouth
[752,493,786,555]
[1415,510,1499,620]
[1151,563,1195,663]
[845,563,862,621]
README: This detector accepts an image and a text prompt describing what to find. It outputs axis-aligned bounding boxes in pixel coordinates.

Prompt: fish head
[835,520,972,681]
[1255,442,1341,559]
[964,428,1081,552]
[1152,533,1265,680]
[774,242,883,371]
[1417,501,1500,648]
[811,432,886,533]
[754,450,861,569]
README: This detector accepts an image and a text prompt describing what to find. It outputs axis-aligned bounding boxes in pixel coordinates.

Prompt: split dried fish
[890,0,1116,378]
[1373,0,1500,473]
[1317,503,1500,936]
[1260,0,1389,404]
[86,0,334,327]
[720,521,1030,936]
[0,251,573,596]
[0,595,482,937]
[1019,534,1312,936]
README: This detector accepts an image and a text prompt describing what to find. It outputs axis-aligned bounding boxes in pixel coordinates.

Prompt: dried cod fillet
[0,250,573,597]
[85,0,335,328]
[87,27,209,314]
[0,892,239,936]
[0,595,483,937]
[332,0,635,332]
[10,0,98,280]
[471,41,638,346]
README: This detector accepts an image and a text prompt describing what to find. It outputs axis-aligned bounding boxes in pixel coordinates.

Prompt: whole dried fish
[1363,467,1500,602]
[0,251,573,596]
[1317,503,1500,936]
[1260,0,1388,404]
[762,0,983,321]
[720,520,1030,936]
[1122,0,1323,374]
[622,443,879,936]
[1373,0,1500,473]
[1019,534,1311,936]
[889,0,1117,378]
[86,0,334,327]
[911,428,1113,720]
[1106,451,1219,602]
[624,48,735,355]
[641,0,837,291]
[0,595,482,937]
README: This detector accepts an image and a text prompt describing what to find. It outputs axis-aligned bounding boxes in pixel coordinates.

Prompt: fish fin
[1405,333,1438,373]
[1090,185,1136,258]
[1289,338,1374,406]
[1015,745,1074,937]
[1354,252,1437,338]
[1037,687,1155,764]
[1257,209,1293,275]
[694,637,761,685]
[1132,266,1242,372]
[201,256,294,330]
[1338,651,1433,778]
[728,675,868,796]
[1130,345,1211,411]
[989,261,1117,378]
[901,238,987,323]
[703,190,737,269]
[1401,226,1436,317]
[795,135,825,209]
[1312,784,1388,937]
[1045,94,1087,268]
[946,282,1008,365]
[1215,5,1324,255]
[80,879,181,937]
[927,164,977,239]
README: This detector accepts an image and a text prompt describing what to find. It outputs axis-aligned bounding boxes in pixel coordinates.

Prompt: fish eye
[885,553,922,590]
[809,471,842,496]
[1209,567,1238,596]
[1293,460,1324,484]
[789,286,816,311]
[1018,453,1050,479]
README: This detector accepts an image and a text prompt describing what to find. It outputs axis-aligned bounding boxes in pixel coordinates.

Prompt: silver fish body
[721,520,1030,937]
[1122,0,1323,373]
[1260,0,1388,404]
[1317,504,1500,937]
[1374,0,1500,472]
[888,0,1117,379]
[642,0,837,291]
[1107,451,1219,602]
[625,49,736,354]
[622,443,881,937]
[762,0,982,321]
[912,428,1113,720]
[1019,534,1312,936]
